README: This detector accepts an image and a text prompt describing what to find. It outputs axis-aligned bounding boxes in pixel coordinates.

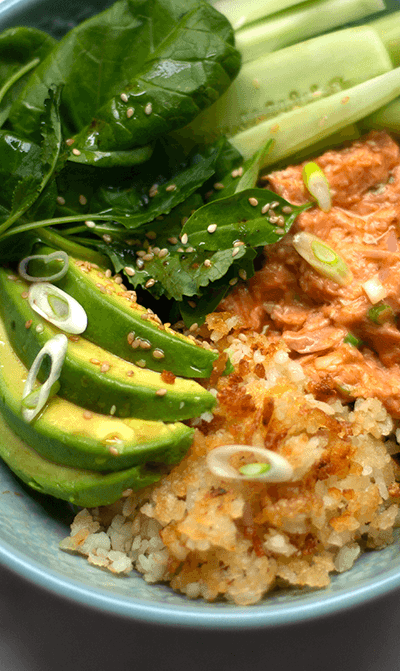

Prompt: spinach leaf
[0,27,56,128]
[90,139,225,229]
[72,2,241,152]
[181,188,311,250]
[0,87,64,238]
[9,0,240,157]
[0,131,42,211]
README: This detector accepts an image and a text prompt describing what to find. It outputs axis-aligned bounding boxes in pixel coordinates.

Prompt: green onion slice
[28,282,87,334]
[343,332,363,348]
[18,251,69,283]
[238,462,271,476]
[302,162,331,212]
[367,303,393,324]
[292,232,353,286]
[22,334,68,422]
[206,445,293,482]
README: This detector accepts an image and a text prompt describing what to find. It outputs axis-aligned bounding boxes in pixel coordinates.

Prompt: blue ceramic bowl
[1,0,400,629]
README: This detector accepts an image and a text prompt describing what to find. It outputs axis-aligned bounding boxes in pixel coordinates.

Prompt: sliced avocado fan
[0,268,216,421]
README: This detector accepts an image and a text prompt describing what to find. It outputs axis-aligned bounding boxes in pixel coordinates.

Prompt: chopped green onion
[22,381,60,410]
[47,294,70,320]
[28,282,87,334]
[302,162,331,212]
[238,462,271,476]
[292,232,353,286]
[22,334,68,422]
[18,251,69,283]
[206,445,293,482]
[343,332,363,347]
[367,303,393,324]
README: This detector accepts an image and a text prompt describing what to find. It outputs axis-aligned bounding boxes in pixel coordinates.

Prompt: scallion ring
[18,251,69,283]
[22,334,68,422]
[206,445,293,482]
[302,161,331,212]
[28,283,87,334]
[292,232,353,286]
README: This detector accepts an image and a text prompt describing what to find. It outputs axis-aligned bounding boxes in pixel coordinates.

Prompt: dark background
[1,563,400,671]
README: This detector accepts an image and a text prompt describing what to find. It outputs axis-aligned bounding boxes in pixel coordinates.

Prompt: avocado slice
[0,409,164,507]
[0,312,194,472]
[0,268,216,421]
[34,246,220,378]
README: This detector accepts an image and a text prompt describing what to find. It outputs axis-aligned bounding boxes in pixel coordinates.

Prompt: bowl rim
[1,0,400,631]
[1,535,400,628]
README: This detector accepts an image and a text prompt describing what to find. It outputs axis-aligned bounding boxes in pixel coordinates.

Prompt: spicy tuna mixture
[61,132,400,605]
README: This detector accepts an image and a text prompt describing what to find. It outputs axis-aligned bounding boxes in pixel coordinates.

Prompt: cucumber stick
[234,0,385,63]
[230,67,400,166]
[184,26,393,147]
[211,0,318,30]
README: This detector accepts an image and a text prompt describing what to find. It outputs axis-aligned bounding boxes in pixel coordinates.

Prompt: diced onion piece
[302,162,331,212]
[28,282,87,334]
[362,276,387,304]
[292,232,353,286]
[18,251,69,283]
[22,334,68,422]
[206,445,293,482]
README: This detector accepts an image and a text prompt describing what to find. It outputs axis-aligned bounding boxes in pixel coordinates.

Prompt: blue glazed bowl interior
[1,0,400,629]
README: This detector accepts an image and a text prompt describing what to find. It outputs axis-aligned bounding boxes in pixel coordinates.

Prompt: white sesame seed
[146,231,157,239]
[239,269,247,280]
[229,277,238,286]
[56,196,66,206]
[233,240,244,247]
[282,206,293,214]
[144,103,153,115]
[180,233,188,245]
[120,93,128,102]
[232,247,240,257]
[72,148,81,156]
[149,184,158,198]
[248,197,258,207]
[83,410,93,420]
[100,362,110,373]
[213,182,224,190]
[79,194,87,206]
[136,259,144,269]
[203,259,212,268]
[168,237,178,244]
[136,359,147,368]
[124,266,135,276]
[35,324,44,333]
[105,269,112,278]
[158,248,168,259]
[186,247,194,253]
[207,223,217,234]
[237,166,243,177]
[102,234,112,243]
[145,278,156,288]
[110,405,116,415]
[189,323,198,332]
[143,253,154,262]
[65,138,75,146]
[261,204,270,214]
[126,107,134,118]
[188,300,197,308]
[155,388,167,396]
[152,349,165,359]
[166,184,176,192]
[85,220,96,228]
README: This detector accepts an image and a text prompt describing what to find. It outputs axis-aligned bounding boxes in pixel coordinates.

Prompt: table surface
[0,563,400,671]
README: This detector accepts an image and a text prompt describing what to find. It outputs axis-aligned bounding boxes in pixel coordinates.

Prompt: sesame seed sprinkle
[65,138,75,146]
[168,237,178,244]
[156,388,167,396]
[165,184,176,192]
[126,107,134,118]
[25,320,32,329]
[248,197,258,207]
[203,259,212,268]
[261,203,270,214]
[85,220,96,228]
[145,278,156,288]
[124,266,135,276]
[136,359,147,368]
[105,269,112,278]
[120,93,128,102]
[153,349,165,359]
[213,182,224,190]
[35,324,44,333]
[57,196,66,205]
[158,248,168,259]
[229,277,238,286]
[232,247,240,257]
[144,103,153,115]
[72,148,81,156]
[79,194,87,205]
[207,223,217,234]
[83,410,93,420]
[110,405,117,415]
[100,362,110,373]
[180,233,188,245]
[102,234,112,243]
